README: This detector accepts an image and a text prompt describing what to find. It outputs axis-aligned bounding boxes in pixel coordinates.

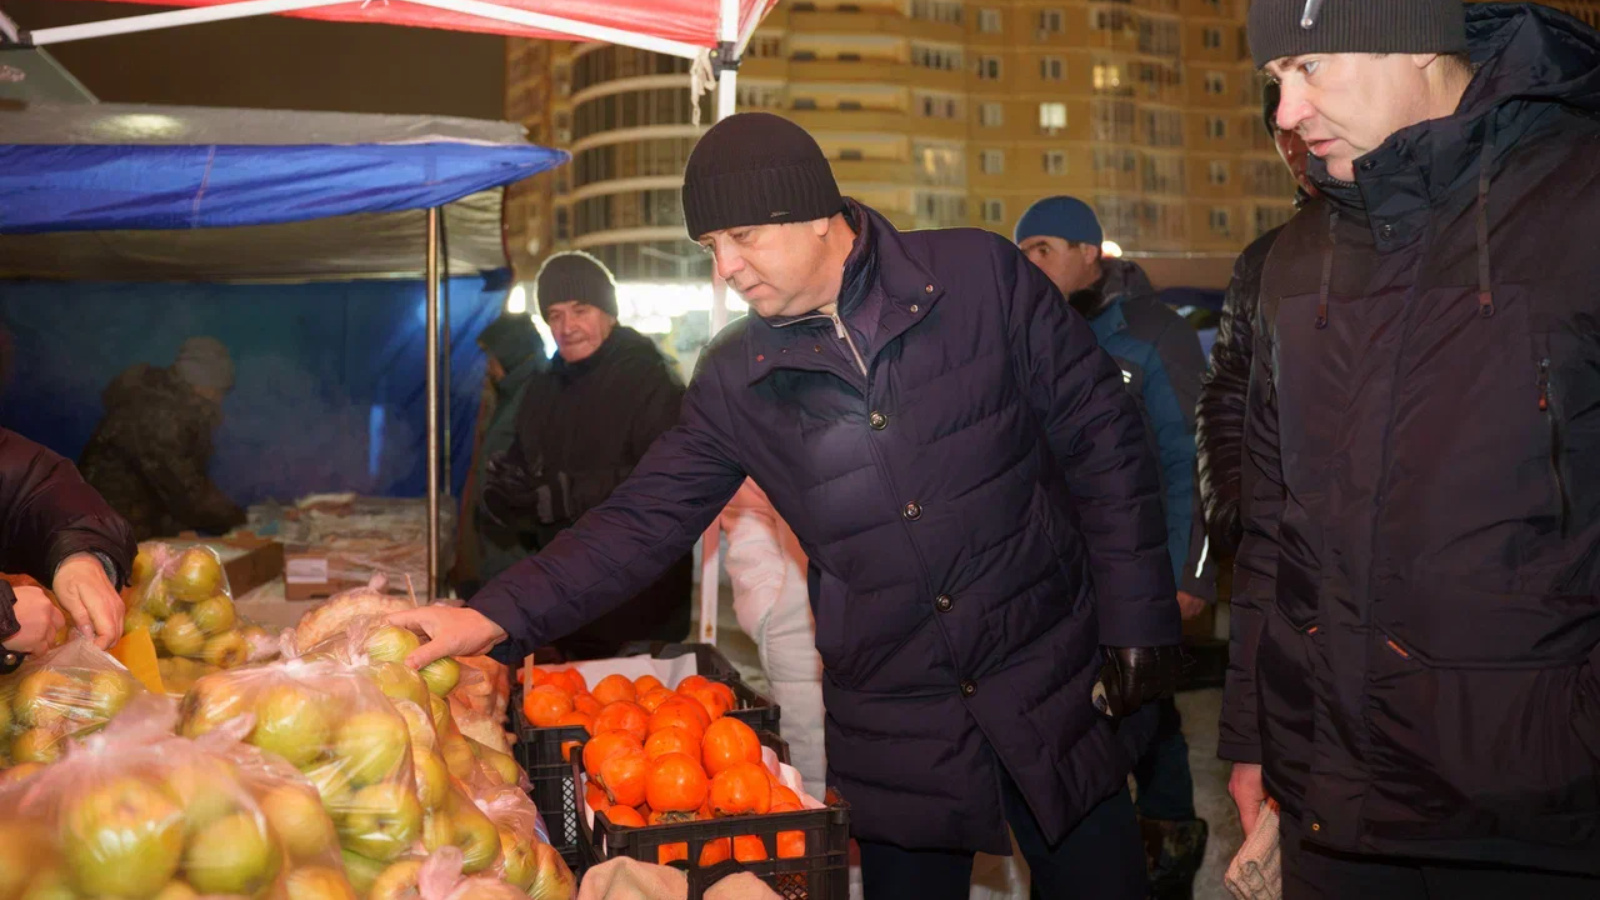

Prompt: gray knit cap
[1248,0,1467,68]
[173,336,235,392]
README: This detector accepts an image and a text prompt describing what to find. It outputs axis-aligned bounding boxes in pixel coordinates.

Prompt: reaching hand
[6,586,67,654]
[52,553,125,649]
[1229,763,1268,838]
[1177,591,1208,621]
[387,605,508,670]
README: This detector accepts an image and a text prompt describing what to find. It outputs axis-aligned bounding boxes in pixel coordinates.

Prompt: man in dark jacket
[78,336,246,541]
[1226,2,1600,893]
[456,313,548,596]
[0,428,136,659]
[1196,83,1317,558]
[397,112,1181,899]
[478,252,691,660]
[1015,195,1214,897]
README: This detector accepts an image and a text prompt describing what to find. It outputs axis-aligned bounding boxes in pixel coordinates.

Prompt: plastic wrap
[406,845,572,900]
[0,697,359,900]
[129,544,259,670]
[291,579,417,656]
[0,637,144,767]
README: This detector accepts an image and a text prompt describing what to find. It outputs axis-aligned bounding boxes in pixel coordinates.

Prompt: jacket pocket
[1537,358,1572,537]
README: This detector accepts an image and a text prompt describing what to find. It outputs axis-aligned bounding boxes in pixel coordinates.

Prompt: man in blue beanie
[1016,196,1215,899]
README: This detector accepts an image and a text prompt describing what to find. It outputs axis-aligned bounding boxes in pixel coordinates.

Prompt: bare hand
[52,553,125,649]
[387,605,507,670]
[1229,762,1268,838]
[7,586,67,654]
[1177,591,1208,621]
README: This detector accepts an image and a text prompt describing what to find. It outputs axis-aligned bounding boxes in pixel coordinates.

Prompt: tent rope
[689,49,716,126]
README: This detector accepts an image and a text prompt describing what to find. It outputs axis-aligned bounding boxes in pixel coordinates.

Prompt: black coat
[482,326,691,660]
[473,202,1178,852]
[1221,4,1600,875]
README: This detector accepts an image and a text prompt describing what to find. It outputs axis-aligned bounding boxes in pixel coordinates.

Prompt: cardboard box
[282,551,367,602]
[168,532,285,597]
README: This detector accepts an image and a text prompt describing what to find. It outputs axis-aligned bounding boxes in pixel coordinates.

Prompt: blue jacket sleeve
[997,241,1180,649]
[469,359,746,660]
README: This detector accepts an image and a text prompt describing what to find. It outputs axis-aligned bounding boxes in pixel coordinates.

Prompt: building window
[1205,72,1226,95]
[1210,207,1232,236]
[917,92,962,119]
[983,199,1005,223]
[791,97,818,110]
[1094,9,1134,32]
[977,56,1002,80]
[1203,27,1223,49]
[747,36,781,58]
[1044,150,1067,175]
[838,149,865,161]
[980,149,1005,174]
[915,142,966,186]
[1209,161,1229,185]
[978,8,1002,32]
[1039,101,1067,134]
[910,0,963,24]
[979,102,1004,127]
[737,83,783,109]
[912,43,964,71]
[1038,9,1064,33]
[916,192,968,227]
[1040,57,1064,81]
[1206,116,1227,139]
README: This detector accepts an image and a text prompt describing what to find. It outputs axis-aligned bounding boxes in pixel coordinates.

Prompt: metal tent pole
[426,207,441,602]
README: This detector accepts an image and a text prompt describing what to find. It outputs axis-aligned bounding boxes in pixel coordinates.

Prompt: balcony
[786,108,914,134]
[787,58,906,85]
[787,9,904,32]
[831,159,918,185]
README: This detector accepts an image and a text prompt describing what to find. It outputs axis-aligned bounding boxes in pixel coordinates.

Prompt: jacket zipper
[830,312,869,377]
[1537,358,1571,536]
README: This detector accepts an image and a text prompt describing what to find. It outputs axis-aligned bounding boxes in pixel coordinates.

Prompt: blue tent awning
[0,103,567,235]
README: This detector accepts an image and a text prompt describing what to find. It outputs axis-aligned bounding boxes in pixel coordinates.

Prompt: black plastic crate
[575,733,850,900]
[512,642,782,865]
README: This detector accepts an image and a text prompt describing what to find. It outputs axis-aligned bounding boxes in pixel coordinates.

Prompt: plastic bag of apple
[373,843,573,900]
[128,544,276,677]
[0,695,361,900]
[0,637,144,769]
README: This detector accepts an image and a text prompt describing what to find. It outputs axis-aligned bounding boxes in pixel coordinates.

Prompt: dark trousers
[857,779,1147,900]
[1282,815,1600,900]
[1127,697,1196,821]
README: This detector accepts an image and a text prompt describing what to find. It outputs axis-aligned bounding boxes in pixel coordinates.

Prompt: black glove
[480,453,545,532]
[1093,645,1182,718]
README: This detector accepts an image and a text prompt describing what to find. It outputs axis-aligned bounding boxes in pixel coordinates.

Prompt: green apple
[338,784,421,863]
[11,727,62,765]
[418,658,459,697]
[201,632,250,669]
[15,671,75,728]
[131,551,156,587]
[251,683,332,768]
[285,866,356,900]
[497,830,537,892]
[61,775,185,898]
[259,785,338,862]
[439,737,477,781]
[159,613,206,659]
[183,811,281,896]
[411,749,448,811]
[164,758,241,835]
[190,596,236,636]
[362,628,420,665]
[86,671,135,719]
[142,582,175,620]
[426,694,451,734]
[170,549,225,604]
[123,610,157,637]
[304,763,355,819]
[333,711,408,787]
[448,802,501,874]
[366,860,420,900]
[393,702,434,749]
[530,843,574,900]
[366,664,430,712]
[179,680,248,738]
[340,852,386,898]
[476,747,520,787]
[151,882,198,900]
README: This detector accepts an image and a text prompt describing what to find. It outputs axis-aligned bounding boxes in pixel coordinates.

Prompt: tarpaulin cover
[0,275,504,502]
[68,0,779,46]
[0,103,566,234]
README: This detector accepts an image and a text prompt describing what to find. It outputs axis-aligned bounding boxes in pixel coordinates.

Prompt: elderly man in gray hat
[80,337,246,541]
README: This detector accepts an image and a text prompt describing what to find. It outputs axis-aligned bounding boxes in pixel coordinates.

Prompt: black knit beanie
[477,313,544,371]
[535,251,617,320]
[681,112,844,240]
[1248,0,1467,68]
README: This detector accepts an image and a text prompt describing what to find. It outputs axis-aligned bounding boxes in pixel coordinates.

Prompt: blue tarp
[0,276,502,503]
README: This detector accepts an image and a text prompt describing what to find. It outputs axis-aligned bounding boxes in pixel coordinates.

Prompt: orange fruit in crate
[677,674,712,694]
[650,698,709,739]
[770,795,805,858]
[698,838,731,867]
[709,762,772,816]
[523,685,575,727]
[637,687,676,714]
[582,731,643,779]
[594,701,650,743]
[733,835,769,862]
[602,806,645,828]
[592,674,638,706]
[646,753,709,814]
[598,749,651,807]
[682,684,732,722]
[634,674,666,695]
[585,781,610,813]
[657,843,689,865]
[771,785,801,808]
[555,711,595,734]
[573,693,604,718]
[645,727,700,761]
[548,668,588,696]
[701,718,762,777]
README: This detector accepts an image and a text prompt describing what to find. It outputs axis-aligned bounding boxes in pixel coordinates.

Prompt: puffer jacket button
[903,501,922,521]
[935,594,953,612]
[959,680,976,697]
[1380,223,1396,240]
[869,411,887,430]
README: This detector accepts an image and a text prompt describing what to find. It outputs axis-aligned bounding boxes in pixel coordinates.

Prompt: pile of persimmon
[519,667,805,865]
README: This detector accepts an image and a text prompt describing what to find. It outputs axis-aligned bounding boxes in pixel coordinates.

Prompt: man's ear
[810,216,832,238]
[1412,52,1441,71]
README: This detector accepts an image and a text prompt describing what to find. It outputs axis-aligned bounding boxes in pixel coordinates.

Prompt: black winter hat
[681,112,844,240]
[535,251,617,320]
[1248,0,1467,69]
[477,312,545,371]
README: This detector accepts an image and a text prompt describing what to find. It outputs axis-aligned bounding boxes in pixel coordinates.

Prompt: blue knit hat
[1014,196,1103,247]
